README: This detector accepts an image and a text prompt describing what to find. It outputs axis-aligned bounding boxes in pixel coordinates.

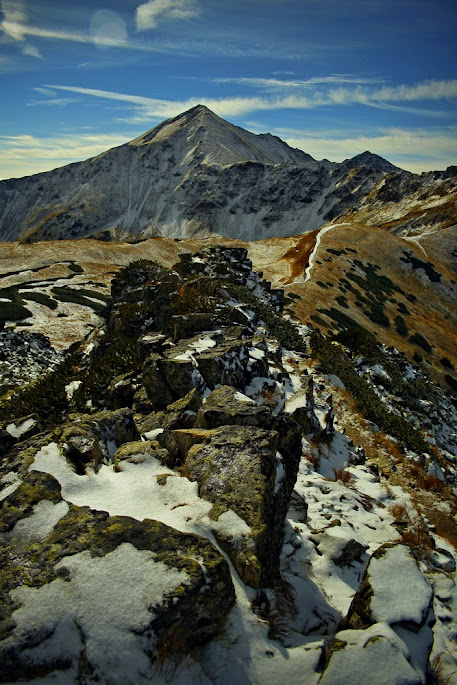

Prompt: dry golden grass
[332,468,354,485]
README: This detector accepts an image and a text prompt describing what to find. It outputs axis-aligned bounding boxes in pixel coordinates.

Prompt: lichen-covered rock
[196,385,272,428]
[159,356,196,398]
[176,424,297,587]
[2,415,41,448]
[162,388,202,430]
[113,440,169,470]
[0,470,62,534]
[0,506,235,682]
[137,332,168,360]
[172,313,216,342]
[106,372,137,409]
[197,339,267,390]
[56,408,140,474]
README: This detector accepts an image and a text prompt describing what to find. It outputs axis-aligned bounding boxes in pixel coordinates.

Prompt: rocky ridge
[0,247,456,684]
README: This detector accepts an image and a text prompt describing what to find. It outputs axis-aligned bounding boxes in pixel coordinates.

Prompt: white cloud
[135,0,199,31]
[21,42,42,58]
[212,75,387,90]
[1,0,42,58]
[0,132,133,179]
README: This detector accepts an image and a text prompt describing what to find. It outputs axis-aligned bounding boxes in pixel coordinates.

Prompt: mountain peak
[130,104,313,167]
[341,150,404,173]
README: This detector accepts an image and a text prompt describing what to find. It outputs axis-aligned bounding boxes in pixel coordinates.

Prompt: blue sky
[1,0,456,178]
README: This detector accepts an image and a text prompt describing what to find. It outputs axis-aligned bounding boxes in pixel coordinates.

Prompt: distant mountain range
[1,104,455,243]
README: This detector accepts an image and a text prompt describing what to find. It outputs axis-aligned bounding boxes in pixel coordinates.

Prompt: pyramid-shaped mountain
[0,105,408,243]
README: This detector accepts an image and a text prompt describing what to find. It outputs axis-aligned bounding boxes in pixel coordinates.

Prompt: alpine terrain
[0,106,456,684]
[1,104,456,244]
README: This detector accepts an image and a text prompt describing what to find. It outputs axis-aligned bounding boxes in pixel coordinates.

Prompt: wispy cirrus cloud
[0,0,194,58]
[44,79,457,123]
[209,75,387,90]
[135,0,200,31]
[1,0,42,57]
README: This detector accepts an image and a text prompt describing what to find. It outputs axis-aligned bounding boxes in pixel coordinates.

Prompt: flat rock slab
[346,543,433,631]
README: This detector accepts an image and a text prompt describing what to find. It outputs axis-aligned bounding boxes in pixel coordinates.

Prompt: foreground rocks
[0,247,456,683]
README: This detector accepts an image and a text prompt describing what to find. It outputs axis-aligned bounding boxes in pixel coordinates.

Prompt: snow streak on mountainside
[0,105,431,244]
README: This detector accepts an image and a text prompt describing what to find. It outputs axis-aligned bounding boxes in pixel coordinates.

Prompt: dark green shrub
[394,315,408,337]
[51,286,107,313]
[21,292,58,310]
[111,260,168,299]
[310,330,429,454]
[0,301,32,322]
[445,374,457,393]
[410,333,432,353]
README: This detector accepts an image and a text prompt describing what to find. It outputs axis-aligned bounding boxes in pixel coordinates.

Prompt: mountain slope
[0,106,404,243]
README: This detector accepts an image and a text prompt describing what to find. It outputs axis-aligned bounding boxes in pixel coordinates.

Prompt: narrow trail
[303,223,344,283]
[404,235,428,257]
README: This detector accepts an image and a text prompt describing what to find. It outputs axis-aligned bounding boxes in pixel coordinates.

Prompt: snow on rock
[368,545,433,628]
[7,544,190,685]
[9,499,69,542]
[321,623,420,685]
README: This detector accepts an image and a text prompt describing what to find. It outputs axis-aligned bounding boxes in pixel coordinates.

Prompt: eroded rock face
[174,424,295,587]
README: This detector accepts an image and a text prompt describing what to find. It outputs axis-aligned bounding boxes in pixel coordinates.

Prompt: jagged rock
[174,424,298,587]
[288,375,321,435]
[196,385,272,428]
[0,428,17,457]
[162,388,202,430]
[132,385,155,413]
[159,355,196,398]
[0,505,235,681]
[57,408,140,474]
[140,353,175,409]
[172,313,216,342]
[106,372,137,409]
[137,333,168,360]
[197,339,268,390]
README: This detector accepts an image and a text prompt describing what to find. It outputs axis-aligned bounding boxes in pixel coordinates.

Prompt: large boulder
[0,504,235,683]
[326,543,435,684]
[174,424,298,588]
[345,544,433,632]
